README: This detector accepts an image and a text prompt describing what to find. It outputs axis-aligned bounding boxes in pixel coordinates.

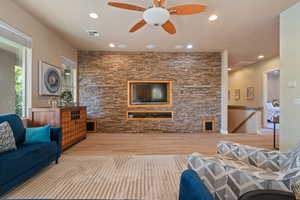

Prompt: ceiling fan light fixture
[143,7,170,26]
[107,1,206,34]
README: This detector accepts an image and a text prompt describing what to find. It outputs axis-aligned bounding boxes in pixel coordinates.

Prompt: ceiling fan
[107,0,206,35]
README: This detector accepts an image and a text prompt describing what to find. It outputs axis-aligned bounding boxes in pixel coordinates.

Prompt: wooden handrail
[230,111,257,133]
[228,105,263,111]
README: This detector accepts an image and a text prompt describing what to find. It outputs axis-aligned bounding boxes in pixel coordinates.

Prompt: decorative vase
[48,98,58,109]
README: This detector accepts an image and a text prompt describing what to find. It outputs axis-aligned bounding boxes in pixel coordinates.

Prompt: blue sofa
[0,114,62,195]
[179,169,214,200]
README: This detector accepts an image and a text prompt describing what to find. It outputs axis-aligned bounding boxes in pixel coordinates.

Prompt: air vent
[86,30,100,37]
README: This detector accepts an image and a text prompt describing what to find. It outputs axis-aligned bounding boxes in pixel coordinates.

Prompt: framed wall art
[39,61,62,96]
[234,89,240,101]
[246,87,255,100]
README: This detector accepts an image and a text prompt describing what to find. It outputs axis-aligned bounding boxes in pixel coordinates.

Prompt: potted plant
[60,90,73,107]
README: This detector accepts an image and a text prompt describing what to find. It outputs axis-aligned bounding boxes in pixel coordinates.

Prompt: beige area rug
[3,155,187,200]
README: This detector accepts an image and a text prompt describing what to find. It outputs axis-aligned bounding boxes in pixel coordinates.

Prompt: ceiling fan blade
[108,2,146,12]
[168,4,206,15]
[161,20,176,35]
[129,20,147,32]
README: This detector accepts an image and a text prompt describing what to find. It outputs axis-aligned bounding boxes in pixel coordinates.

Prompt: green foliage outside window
[15,66,24,117]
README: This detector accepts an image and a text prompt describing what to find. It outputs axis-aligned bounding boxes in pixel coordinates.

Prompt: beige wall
[229,57,280,107]
[0,1,77,108]
[280,2,300,150]
[0,49,16,114]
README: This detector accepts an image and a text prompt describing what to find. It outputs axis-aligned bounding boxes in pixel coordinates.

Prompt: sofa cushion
[217,141,257,165]
[25,125,51,144]
[0,141,57,185]
[217,141,289,172]
[0,114,25,146]
[0,122,17,153]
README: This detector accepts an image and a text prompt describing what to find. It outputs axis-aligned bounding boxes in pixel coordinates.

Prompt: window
[15,65,24,117]
[0,21,32,118]
[61,57,77,103]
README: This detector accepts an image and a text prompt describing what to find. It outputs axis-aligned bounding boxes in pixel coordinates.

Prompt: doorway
[263,69,280,129]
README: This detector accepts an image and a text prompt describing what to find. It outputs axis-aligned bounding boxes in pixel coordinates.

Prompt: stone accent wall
[78,51,222,133]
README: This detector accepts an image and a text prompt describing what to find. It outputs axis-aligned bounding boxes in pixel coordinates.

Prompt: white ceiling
[13,0,300,66]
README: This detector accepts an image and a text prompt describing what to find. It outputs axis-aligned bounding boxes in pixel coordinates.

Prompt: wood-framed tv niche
[127,80,173,108]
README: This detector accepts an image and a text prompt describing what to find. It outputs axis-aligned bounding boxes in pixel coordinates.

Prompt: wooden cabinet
[30,107,87,150]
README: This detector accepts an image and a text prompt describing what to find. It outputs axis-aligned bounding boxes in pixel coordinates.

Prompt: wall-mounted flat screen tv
[128,81,172,106]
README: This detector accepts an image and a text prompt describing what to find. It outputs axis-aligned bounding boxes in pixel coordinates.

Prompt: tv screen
[131,83,168,104]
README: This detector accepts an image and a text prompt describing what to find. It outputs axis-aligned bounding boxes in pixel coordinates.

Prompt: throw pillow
[25,125,51,144]
[282,142,300,170]
[0,121,17,153]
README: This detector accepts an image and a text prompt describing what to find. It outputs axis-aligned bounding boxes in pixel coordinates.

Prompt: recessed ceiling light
[89,12,99,19]
[118,44,127,48]
[175,45,183,49]
[146,44,156,49]
[186,44,193,49]
[258,54,265,59]
[209,14,218,21]
[86,30,100,37]
[228,68,232,71]
[109,43,115,48]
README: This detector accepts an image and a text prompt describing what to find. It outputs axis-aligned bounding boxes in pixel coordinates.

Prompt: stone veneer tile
[78,51,221,133]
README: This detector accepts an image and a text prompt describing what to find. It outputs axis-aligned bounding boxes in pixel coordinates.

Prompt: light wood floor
[64,133,273,156]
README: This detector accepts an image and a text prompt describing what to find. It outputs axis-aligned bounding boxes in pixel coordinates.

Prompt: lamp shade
[143,7,170,26]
